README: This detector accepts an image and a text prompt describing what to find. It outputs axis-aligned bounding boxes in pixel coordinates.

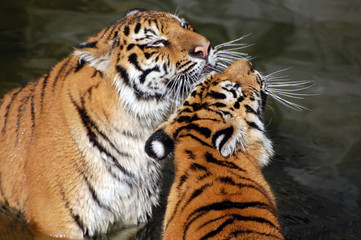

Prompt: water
[0,0,360,239]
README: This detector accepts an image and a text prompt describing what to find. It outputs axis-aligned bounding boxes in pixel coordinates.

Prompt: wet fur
[0,9,217,238]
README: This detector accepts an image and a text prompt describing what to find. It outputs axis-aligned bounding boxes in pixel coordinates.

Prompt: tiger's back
[145,59,284,239]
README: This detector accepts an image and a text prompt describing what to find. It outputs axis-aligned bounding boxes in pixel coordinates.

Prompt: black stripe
[177,174,188,190]
[139,66,160,83]
[75,58,86,72]
[181,62,197,74]
[136,44,147,50]
[52,58,71,91]
[174,123,211,140]
[199,213,281,240]
[179,133,213,148]
[162,62,169,75]
[200,217,235,240]
[247,121,263,132]
[15,95,30,143]
[83,175,112,212]
[231,229,283,239]
[1,85,26,134]
[198,213,280,232]
[211,102,227,108]
[128,53,142,71]
[222,86,239,98]
[177,116,192,123]
[73,41,98,49]
[217,176,276,207]
[59,186,86,236]
[183,201,274,240]
[234,101,240,109]
[245,104,258,114]
[124,26,130,36]
[192,201,272,215]
[185,150,196,160]
[116,65,130,85]
[30,94,35,132]
[207,90,227,99]
[176,60,192,69]
[218,176,236,185]
[134,23,141,33]
[211,126,234,153]
[154,19,161,32]
[91,69,103,79]
[40,73,49,111]
[190,162,208,173]
[30,82,39,133]
[205,152,246,173]
[70,96,133,177]
[127,43,135,51]
[106,24,118,40]
[164,190,188,231]
[177,108,192,114]
[229,171,277,212]
[144,51,155,59]
[182,102,204,112]
[182,184,212,213]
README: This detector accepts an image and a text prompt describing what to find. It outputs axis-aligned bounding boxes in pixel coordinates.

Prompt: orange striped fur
[145,59,284,240]
[0,9,219,238]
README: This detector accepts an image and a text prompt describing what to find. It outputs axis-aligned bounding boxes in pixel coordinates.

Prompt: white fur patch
[151,140,165,159]
[220,125,246,157]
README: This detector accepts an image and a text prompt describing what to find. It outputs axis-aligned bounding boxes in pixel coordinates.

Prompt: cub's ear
[145,129,174,160]
[212,123,246,157]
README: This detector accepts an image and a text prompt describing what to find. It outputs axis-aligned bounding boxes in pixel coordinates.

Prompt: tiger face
[75,9,217,119]
[146,59,273,166]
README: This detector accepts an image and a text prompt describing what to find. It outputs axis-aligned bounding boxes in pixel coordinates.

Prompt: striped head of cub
[0,9,220,238]
[145,59,284,240]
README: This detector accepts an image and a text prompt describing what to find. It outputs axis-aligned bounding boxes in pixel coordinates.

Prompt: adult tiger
[0,9,219,238]
[145,59,284,239]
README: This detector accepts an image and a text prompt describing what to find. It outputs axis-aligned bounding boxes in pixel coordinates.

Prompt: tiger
[0,9,220,238]
[145,59,284,240]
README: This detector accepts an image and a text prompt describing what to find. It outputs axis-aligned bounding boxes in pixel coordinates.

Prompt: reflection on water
[0,0,360,239]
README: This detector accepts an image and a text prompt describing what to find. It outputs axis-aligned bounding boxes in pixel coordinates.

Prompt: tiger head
[145,59,273,166]
[74,9,218,120]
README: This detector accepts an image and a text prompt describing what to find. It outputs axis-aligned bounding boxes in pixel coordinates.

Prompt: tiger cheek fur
[0,9,218,238]
[146,60,283,240]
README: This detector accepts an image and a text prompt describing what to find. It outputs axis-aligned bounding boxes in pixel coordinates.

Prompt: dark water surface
[1,0,360,239]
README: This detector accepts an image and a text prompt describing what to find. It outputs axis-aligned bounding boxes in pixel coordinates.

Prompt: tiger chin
[0,9,219,238]
[145,59,284,240]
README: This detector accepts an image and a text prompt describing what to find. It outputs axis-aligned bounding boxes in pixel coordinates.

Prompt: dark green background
[1,0,360,239]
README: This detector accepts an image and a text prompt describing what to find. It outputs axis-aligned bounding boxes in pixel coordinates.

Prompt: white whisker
[263,68,293,78]
[217,50,248,58]
[267,92,308,111]
[214,34,252,49]
[262,68,316,111]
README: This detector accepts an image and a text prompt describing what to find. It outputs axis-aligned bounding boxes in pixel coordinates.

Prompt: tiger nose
[190,41,211,61]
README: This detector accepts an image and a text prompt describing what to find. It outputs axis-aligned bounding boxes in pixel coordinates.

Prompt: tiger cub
[0,9,218,238]
[145,59,284,239]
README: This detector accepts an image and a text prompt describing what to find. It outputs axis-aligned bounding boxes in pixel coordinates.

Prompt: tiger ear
[145,129,174,161]
[73,38,113,72]
[212,123,246,157]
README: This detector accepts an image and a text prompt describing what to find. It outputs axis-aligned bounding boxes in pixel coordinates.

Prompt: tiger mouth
[201,64,213,75]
